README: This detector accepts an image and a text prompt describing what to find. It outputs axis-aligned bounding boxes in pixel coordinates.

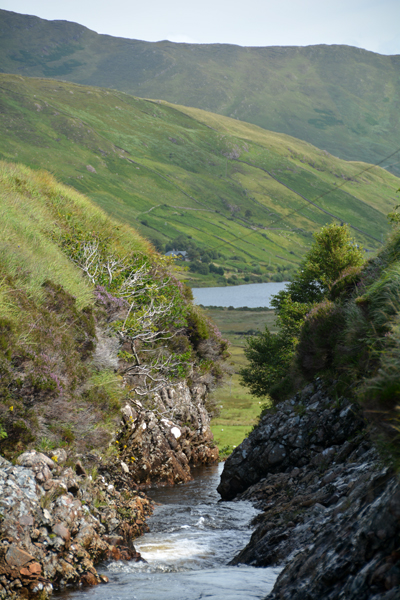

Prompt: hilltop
[0,73,399,286]
[1,9,400,174]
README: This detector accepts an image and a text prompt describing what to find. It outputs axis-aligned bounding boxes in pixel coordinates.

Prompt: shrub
[241,224,364,402]
[240,327,294,399]
[296,300,345,379]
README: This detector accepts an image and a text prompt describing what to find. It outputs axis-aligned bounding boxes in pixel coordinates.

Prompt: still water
[192,282,289,308]
[58,463,280,600]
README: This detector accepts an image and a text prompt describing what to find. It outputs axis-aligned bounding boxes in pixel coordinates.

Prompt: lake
[191,281,289,308]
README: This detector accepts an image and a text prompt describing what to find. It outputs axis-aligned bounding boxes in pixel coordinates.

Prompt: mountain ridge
[1,9,400,176]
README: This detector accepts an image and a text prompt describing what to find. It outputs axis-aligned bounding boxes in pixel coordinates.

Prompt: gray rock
[218,383,400,600]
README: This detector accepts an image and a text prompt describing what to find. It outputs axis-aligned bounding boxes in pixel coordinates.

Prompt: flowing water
[58,463,281,600]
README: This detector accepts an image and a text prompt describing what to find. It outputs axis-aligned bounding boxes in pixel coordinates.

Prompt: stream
[58,463,281,600]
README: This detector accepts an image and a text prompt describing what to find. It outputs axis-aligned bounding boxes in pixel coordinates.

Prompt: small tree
[240,224,364,401]
[278,223,364,306]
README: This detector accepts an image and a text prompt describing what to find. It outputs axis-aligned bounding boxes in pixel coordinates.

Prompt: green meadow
[1,74,399,287]
[205,308,277,455]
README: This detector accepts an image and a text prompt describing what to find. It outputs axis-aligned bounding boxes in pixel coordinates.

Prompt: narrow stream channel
[58,463,281,600]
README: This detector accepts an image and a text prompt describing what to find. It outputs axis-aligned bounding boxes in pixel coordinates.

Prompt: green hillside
[0,160,227,456]
[1,9,400,174]
[0,73,399,286]
[0,160,151,452]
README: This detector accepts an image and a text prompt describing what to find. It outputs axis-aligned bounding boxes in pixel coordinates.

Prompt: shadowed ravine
[56,463,281,600]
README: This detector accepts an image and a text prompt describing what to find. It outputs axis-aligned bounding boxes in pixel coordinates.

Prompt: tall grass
[0,161,154,456]
[0,161,152,316]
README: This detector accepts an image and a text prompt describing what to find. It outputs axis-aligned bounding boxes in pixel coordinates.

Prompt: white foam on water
[134,534,210,563]
[56,463,283,599]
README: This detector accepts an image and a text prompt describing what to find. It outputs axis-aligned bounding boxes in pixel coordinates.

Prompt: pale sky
[1,0,399,55]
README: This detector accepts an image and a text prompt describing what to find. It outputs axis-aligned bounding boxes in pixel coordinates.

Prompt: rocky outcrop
[0,451,151,599]
[218,380,400,599]
[116,380,219,486]
[0,371,219,598]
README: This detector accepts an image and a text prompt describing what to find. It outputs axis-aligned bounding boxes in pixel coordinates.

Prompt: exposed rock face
[116,380,219,486]
[0,451,151,599]
[218,381,400,599]
[0,375,219,597]
[218,381,366,501]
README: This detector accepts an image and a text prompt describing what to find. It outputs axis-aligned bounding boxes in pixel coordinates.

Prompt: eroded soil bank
[219,380,400,599]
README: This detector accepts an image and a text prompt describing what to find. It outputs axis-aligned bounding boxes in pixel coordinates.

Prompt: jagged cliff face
[218,381,400,599]
[117,381,218,486]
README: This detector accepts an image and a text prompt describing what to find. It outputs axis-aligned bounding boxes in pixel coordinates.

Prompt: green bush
[241,224,365,402]
[296,300,345,378]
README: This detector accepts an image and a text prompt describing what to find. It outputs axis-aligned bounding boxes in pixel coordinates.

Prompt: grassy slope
[205,308,277,453]
[0,74,399,287]
[1,10,400,174]
[0,161,153,454]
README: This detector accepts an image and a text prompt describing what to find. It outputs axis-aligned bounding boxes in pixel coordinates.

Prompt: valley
[0,73,399,288]
[1,8,400,599]
[1,9,400,174]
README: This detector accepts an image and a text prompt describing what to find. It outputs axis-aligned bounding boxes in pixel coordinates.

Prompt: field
[0,74,399,287]
[204,308,277,455]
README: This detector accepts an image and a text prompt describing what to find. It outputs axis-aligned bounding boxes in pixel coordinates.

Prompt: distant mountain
[1,73,398,287]
[1,9,399,175]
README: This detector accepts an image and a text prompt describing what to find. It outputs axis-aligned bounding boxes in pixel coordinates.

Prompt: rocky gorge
[0,376,219,599]
[218,380,400,599]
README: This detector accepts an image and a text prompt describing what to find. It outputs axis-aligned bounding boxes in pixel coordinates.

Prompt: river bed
[57,463,281,600]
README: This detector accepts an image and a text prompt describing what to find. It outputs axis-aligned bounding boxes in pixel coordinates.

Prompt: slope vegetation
[1,73,399,286]
[1,9,400,173]
[0,161,226,459]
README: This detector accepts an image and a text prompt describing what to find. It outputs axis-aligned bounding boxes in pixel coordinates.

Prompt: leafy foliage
[242,207,400,457]
[240,224,365,401]
[274,224,365,306]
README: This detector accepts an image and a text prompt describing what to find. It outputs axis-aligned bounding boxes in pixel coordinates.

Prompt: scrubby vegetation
[241,219,400,457]
[0,161,228,458]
